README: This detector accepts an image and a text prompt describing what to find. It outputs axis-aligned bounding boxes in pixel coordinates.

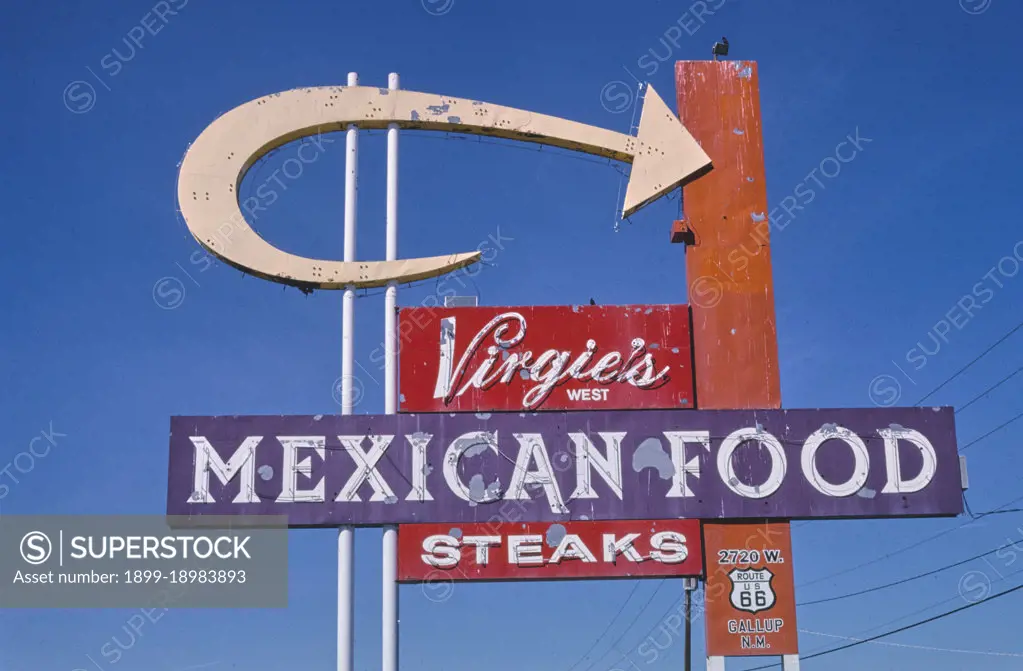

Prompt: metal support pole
[381,71,400,671]
[683,579,695,671]
[337,70,359,671]
[782,655,801,670]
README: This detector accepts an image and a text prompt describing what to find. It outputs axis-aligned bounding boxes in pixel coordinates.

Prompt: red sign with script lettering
[396,520,703,582]
[398,304,694,412]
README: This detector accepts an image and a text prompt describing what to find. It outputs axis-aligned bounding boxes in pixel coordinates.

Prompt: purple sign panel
[166,408,963,526]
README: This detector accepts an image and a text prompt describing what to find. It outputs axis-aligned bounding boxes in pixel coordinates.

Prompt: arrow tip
[622,85,712,219]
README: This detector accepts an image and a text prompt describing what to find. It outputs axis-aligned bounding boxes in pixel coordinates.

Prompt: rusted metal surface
[398,304,694,412]
[396,519,703,582]
[676,61,781,410]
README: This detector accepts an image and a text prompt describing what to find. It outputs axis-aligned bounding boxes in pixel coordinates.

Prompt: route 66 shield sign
[728,568,776,614]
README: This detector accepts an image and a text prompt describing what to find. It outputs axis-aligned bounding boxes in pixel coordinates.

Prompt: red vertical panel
[676,61,797,658]
[676,61,781,410]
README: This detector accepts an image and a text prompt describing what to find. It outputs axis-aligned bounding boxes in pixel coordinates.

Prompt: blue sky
[2,0,1023,669]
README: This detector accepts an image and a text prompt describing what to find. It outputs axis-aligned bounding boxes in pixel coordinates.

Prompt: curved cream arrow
[177,85,711,290]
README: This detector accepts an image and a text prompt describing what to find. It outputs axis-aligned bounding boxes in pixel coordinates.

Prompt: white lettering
[443,431,499,502]
[432,313,670,410]
[508,534,544,565]
[335,435,396,502]
[549,534,597,564]
[462,535,501,565]
[405,433,435,502]
[188,436,260,504]
[664,430,710,497]
[276,436,325,502]
[505,434,568,513]
[717,427,787,498]
[602,533,642,562]
[649,531,688,563]
[800,425,869,497]
[569,432,625,500]
[880,427,938,494]
[421,535,460,568]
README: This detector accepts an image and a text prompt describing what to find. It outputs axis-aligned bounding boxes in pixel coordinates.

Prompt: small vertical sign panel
[703,522,798,657]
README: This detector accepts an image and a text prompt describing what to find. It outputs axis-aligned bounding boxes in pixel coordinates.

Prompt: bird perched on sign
[713,37,729,60]
[589,298,596,306]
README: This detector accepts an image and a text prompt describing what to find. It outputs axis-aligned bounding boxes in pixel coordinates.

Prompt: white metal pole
[338,70,359,671]
[382,71,400,671]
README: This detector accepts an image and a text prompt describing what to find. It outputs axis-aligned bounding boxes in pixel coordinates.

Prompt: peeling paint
[449,527,463,539]
[485,478,502,500]
[447,116,462,124]
[650,342,660,349]
[313,414,323,421]
[671,347,679,354]
[427,103,450,114]
[378,88,390,95]
[751,212,766,222]
[467,474,487,505]
[733,62,753,79]
[747,176,755,182]
[856,487,877,499]
[384,495,398,505]
[733,128,744,135]
[632,438,674,480]
[258,465,274,481]
[399,393,406,403]
[410,110,420,121]
[475,412,492,420]
[545,523,567,547]
[462,434,495,459]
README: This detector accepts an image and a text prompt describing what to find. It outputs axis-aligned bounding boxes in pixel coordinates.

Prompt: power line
[956,363,1023,414]
[915,317,1023,405]
[595,583,687,671]
[798,538,1020,606]
[563,582,644,671]
[786,562,1023,666]
[742,582,1023,670]
[580,581,669,671]
[797,630,1023,658]
[797,487,1023,589]
[960,408,1023,451]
